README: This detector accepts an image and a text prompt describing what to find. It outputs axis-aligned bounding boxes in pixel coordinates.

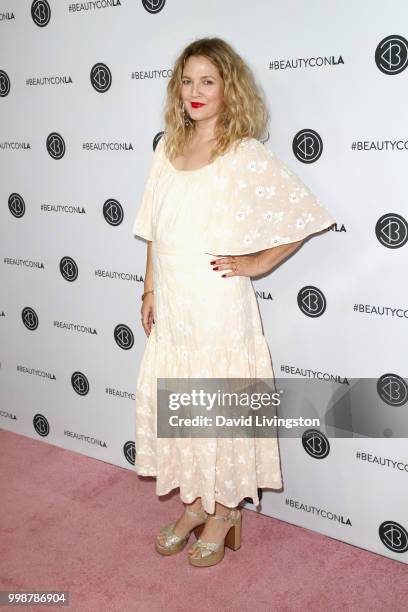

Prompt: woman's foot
[156,499,207,548]
[187,506,237,558]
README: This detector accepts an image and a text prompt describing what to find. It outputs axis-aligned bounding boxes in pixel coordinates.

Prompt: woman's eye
[181,79,214,85]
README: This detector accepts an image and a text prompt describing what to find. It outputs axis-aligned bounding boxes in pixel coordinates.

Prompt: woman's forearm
[144,241,154,291]
[256,239,304,275]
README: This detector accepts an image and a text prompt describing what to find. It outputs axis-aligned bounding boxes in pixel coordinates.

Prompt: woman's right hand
[141,293,155,337]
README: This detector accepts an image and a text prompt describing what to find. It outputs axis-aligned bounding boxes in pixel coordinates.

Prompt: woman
[132,37,336,568]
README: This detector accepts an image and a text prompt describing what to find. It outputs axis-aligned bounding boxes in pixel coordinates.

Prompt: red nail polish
[222,274,226,277]
[210,260,215,264]
[213,267,218,270]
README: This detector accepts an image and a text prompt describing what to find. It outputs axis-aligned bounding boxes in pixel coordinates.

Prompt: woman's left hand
[210,254,265,278]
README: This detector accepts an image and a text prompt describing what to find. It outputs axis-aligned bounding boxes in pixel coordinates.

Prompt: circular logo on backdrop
[59,256,78,282]
[71,372,90,396]
[297,286,327,317]
[114,324,134,350]
[377,374,408,407]
[90,63,112,93]
[375,213,408,248]
[153,131,164,151]
[0,70,11,97]
[292,129,323,163]
[31,0,51,27]
[302,429,330,459]
[103,199,123,226]
[379,521,408,553]
[22,307,39,331]
[124,441,135,465]
[243,488,263,505]
[33,413,50,437]
[8,193,25,218]
[46,133,66,160]
[375,35,408,75]
[142,0,166,14]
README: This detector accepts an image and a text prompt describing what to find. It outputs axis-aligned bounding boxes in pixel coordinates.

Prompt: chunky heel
[224,511,241,550]
[188,507,242,567]
[193,523,205,539]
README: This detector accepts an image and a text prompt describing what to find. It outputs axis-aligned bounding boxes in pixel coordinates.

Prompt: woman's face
[180,55,224,125]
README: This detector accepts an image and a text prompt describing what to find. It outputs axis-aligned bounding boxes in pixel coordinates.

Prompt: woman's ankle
[214,503,237,517]
[185,497,203,512]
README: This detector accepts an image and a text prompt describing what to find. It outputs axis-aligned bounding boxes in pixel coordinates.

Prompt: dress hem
[134,468,282,510]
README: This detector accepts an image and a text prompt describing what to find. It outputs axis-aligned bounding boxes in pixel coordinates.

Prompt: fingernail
[213,267,218,270]
[210,260,215,264]
[221,274,226,277]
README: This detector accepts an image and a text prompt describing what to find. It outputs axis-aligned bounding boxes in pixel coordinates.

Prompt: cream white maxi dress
[132,134,336,514]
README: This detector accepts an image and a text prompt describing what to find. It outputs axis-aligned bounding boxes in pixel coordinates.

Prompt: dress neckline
[162,137,251,174]
[165,152,216,174]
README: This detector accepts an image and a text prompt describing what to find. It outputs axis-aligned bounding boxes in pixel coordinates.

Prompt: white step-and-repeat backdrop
[1,1,407,565]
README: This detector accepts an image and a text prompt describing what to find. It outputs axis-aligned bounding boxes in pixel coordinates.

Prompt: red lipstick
[191,102,205,108]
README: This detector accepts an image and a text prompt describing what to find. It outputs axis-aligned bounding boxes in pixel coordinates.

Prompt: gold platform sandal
[155,507,208,556]
[188,507,242,567]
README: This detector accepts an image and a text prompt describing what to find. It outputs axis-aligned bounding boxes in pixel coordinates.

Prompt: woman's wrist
[141,289,154,301]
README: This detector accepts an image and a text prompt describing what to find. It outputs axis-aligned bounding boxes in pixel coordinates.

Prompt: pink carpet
[1,428,407,611]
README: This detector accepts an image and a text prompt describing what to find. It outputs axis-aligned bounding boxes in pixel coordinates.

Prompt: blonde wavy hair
[162,37,269,163]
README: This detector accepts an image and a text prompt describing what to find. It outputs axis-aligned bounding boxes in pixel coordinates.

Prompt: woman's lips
[190,102,206,108]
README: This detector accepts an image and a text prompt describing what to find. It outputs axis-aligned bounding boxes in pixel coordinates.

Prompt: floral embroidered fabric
[132,134,336,513]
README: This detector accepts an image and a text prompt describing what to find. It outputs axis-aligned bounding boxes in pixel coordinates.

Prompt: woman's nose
[191,83,201,96]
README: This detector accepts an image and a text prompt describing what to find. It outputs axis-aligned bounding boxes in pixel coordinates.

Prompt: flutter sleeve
[203,137,336,256]
[132,135,165,241]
